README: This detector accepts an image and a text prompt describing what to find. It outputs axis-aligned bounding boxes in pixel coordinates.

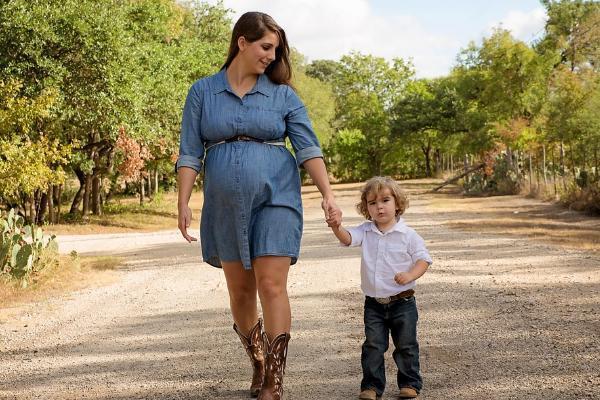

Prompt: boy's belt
[371,289,415,305]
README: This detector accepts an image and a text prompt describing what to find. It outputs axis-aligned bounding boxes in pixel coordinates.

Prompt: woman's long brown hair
[222,12,292,86]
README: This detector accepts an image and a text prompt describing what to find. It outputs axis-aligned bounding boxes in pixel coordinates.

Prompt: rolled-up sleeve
[408,232,432,265]
[175,83,204,173]
[284,88,323,167]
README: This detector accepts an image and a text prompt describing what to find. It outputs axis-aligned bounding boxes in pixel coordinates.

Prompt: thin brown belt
[370,289,415,305]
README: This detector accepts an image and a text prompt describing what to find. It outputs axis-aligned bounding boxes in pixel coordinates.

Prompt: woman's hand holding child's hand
[322,196,342,228]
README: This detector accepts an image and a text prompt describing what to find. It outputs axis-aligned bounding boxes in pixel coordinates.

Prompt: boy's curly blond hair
[356,176,409,220]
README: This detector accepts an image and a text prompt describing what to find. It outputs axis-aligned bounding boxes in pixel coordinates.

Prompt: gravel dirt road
[1,182,599,399]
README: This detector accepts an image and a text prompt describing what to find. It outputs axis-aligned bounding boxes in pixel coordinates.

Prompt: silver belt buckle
[375,296,391,305]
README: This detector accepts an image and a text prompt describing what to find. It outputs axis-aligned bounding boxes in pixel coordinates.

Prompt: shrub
[561,181,600,215]
[0,209,58,287]
[463,156,522,195]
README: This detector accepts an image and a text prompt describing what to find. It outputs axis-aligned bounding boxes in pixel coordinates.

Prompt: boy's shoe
[398,386,418,398]
[359,388,378,400]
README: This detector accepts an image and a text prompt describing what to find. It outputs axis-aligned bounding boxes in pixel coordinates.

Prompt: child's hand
[394,272,413,285]
[327,209,342,228]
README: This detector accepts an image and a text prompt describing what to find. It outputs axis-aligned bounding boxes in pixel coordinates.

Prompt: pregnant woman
[175,12,341,400]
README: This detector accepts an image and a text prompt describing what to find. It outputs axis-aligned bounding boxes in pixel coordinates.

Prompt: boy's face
[366,188,398,227]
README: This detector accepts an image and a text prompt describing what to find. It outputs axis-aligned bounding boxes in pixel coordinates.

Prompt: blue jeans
[360,295,422,396]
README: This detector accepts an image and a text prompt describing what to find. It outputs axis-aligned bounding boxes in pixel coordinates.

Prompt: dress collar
[213,68,273,97]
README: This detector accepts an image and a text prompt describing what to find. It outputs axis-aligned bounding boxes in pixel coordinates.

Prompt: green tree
[0,0,232,218]
[291,51,335,148]
[0,79,70,221]
[451,30,549,175]
[392,78,468,176]
[538,0,600,71]
[305,59,339,84]
[329,52,414,180]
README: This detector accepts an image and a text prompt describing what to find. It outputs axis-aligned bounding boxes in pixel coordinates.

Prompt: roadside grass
[46,191,204,235]
[428,191,600,251]
[0,254,123,312]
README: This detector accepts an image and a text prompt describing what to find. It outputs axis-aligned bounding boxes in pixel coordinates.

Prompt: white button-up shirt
[345,218,432,298]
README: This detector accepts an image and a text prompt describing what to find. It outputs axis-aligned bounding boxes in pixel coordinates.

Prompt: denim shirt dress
[175,69,323,269]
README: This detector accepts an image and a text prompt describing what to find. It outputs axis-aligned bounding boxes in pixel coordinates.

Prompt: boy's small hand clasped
[322,197,342,227]
[394,272,412,285]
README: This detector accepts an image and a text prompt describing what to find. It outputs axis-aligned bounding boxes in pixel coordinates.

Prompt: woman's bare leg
[252,256,291,340]
[222,260,259,335]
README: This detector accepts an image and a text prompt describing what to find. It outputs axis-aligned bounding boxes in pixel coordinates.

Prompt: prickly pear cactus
[0,208,59,283]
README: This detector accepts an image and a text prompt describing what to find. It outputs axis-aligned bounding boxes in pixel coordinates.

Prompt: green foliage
[538,0,600,70]
[0,209,58,286]
[542,66,596,143]
[305,59,339,83]
[0,0,232,214]
[291,50,336,147]
[326,53,414,177]
[392,78,470,176]
[0,136,70,201]
[0,78,70,202]
[454,29,548,152]
[326,129,369,181]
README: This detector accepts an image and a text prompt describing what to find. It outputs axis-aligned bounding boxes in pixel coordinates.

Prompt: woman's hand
[178,204,198,243]
[322,195,342,228]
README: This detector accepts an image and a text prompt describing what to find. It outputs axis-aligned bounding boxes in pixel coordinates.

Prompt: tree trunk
[146,172,152,198]
[20,198,28,223]
[92,174,102,215]
[421,145,432,177]
[450,154,454,173]
[48,186,55,224]
[441,153,445,174]
[155,169,159,194]
[568,143,577,180]
[432,163,486,192]
[434,149,441,177]
[37,190,48,224]
[28,195,34,225]
[560,141,566,190]
[139,175,145,206]
[552,145,558,197]
[70,168,86,214]
[535,153,540,191]
[595,145,599,181]
[82,174,92,216]
[542,145,547,186]
[56,185,62,224]
[582,143,587,173]
[529,153,533,194]
[464,154,469,186]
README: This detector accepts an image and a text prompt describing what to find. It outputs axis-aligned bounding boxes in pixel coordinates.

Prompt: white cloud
[487,7,548,43]
[211,0,462,78]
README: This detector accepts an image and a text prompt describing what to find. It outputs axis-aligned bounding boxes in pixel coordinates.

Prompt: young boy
[330,176,432,399]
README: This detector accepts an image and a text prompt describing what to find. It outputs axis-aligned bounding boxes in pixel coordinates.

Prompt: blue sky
[206,0,548,77]
[371,0,546,44]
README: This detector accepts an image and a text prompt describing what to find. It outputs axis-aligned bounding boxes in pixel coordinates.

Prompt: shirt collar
[366,218,409,235]
[213,68,273,97]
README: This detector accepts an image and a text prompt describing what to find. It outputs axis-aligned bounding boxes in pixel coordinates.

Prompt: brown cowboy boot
[234,319,266,398]
[257,332,291,400]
